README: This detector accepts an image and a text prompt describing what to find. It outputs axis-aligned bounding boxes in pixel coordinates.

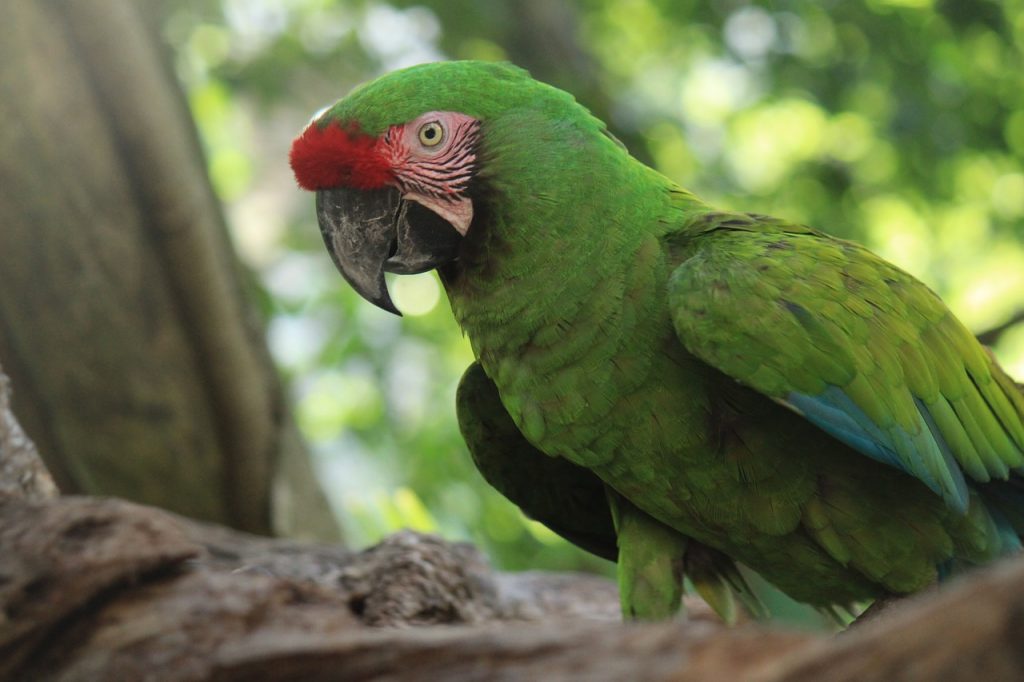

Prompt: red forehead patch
[289,121,394,191]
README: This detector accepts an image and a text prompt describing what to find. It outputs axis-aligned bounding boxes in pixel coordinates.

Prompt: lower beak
[315,187,463,315]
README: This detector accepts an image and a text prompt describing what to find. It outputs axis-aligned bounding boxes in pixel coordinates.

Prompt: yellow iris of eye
[418,121,444,147]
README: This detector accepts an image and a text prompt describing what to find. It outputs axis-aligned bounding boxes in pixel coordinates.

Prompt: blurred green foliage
[161,0,1024,588]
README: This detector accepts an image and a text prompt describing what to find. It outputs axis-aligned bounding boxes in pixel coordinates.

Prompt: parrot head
[289,60,612,314]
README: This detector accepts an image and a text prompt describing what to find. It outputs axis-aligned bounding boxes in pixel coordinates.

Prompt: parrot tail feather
[685,546,770,623]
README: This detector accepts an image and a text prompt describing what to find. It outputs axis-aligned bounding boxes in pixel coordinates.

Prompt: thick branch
[977,308,1024,347]
[3,491,1024,681]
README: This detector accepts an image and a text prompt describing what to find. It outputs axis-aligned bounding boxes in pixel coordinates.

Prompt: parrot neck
[439,132,710,451]
[441,120,708,350]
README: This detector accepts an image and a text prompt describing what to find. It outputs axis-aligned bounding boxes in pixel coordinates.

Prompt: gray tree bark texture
[0,361,57,502]
[3,361,1024,680]
[0,0,336,539]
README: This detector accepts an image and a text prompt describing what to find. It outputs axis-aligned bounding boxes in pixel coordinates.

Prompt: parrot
[289,60,1024,622]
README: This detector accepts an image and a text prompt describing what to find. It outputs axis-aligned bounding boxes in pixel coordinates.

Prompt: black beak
[315,187,463,315]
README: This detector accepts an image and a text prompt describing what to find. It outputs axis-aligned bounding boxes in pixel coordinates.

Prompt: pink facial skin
[378,111,480,235]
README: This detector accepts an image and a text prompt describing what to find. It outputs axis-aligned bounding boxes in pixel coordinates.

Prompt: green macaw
[289,61,1024,621]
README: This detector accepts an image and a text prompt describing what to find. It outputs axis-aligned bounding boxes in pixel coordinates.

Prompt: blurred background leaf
[157,0,1024,589]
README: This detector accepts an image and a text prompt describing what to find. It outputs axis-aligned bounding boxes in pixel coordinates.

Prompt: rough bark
[0,0,336,539]
[2,380,1023,680]
[0,495,772,682]
[0,360,56,502]
[4,492,1024,681]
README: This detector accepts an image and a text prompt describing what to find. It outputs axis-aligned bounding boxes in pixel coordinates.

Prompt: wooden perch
[2,494,1024,680]
[4,362,1024,680]
[0,495,773,682]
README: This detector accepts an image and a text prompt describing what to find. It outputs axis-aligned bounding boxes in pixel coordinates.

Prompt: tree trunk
[0,0,336,539]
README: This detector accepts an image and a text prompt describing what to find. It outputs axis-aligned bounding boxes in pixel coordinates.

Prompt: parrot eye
[417,121,444,147]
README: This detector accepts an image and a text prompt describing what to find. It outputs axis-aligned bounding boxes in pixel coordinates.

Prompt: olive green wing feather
[668,212,1024,512]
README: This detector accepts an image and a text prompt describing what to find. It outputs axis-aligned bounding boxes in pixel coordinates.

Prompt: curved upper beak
[315,186,463,315]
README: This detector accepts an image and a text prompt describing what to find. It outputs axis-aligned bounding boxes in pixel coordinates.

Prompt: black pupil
[424,126,437,139]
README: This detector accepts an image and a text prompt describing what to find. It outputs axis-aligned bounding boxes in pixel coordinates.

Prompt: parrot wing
[457,361,618,560]
[667,212,1024,513]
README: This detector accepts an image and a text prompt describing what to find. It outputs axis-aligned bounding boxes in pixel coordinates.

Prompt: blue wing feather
[784,387,969,512]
